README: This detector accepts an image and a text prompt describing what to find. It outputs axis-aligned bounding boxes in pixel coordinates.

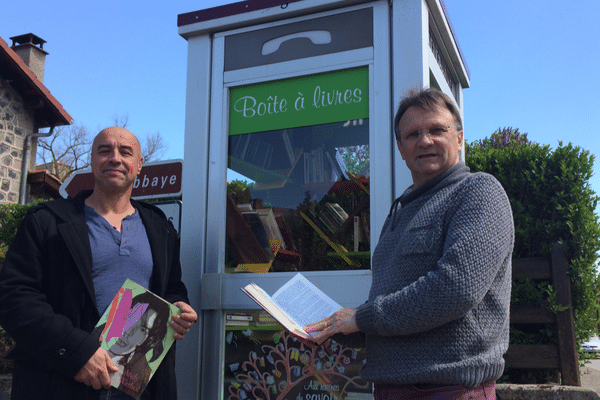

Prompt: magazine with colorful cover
[92,279,181,399]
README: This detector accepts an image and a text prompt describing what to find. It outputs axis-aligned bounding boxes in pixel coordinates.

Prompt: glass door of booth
[226,67,370,274]
[201,3,392,399]
[225,66,372,400]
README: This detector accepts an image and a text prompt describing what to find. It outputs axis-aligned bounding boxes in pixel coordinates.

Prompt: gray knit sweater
[354,162,514,388]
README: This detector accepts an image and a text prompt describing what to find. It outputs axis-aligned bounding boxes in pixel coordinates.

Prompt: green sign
[229,67,369,135]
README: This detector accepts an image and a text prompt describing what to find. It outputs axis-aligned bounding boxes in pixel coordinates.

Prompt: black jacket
[0,190,189,399]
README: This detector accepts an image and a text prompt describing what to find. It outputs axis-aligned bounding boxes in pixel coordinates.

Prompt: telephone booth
[176,1,469,398]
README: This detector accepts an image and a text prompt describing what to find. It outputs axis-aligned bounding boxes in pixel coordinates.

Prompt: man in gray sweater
[305,88,514,399]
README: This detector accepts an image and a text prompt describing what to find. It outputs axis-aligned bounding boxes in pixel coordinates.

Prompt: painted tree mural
[226,330,370,400]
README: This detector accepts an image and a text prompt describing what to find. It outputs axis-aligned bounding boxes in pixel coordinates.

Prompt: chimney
[9,33,48,82]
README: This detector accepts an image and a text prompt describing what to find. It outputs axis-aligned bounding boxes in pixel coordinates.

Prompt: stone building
[0,33,72,204]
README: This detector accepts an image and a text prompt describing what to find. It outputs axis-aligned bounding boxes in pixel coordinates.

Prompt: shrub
[466,128,600,360]
[227,179,253,204]
[0,200,45,268]
[0,199,46,374]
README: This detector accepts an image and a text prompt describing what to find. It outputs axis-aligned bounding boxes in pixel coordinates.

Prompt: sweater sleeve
[359,174,514,336]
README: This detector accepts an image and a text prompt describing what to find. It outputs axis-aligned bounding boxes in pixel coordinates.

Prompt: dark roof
[178,0,303,27]
[27,169,62,200]
[10,33,47,49]
[0,35,72,128]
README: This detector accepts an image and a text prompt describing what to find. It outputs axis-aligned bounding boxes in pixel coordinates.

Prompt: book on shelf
[354,216,361,252]
[254,321,280,326]
[229,134,276,170]
[241,273,342,340]
[303,152,309,184]
[282,129,296,166]
[273,212,296,252]
[237,203,253,212]
[257,312,278,324]
[226,312,253,321]
[256,208,286,250]
[300,210,361,268]
[325,150,348,181]
[324,202,347,230]
[229,134,250,160]
[226,319,252,326]
[225,311,282,328]
[303,203,349,237]
[327,202,349,220]
[92,279,180,399]
[314,148,323,183]
[263,144,275,169]
[303,146,333,184]
[306,208,336,237]
[319,209,340,235]
[240,209,273,259]
[360,211,370,245]
[226,198,304,268]
[335,150,349,180]
[226,195,270,264]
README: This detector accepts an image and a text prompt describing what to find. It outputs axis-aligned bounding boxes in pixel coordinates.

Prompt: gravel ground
[581,357,600,395]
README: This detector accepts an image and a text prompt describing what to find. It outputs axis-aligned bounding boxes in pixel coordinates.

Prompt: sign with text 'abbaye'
[60,159,182,200]
[229,67,369,135]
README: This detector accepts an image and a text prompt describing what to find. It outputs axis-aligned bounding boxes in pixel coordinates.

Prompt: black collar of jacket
[34,189,176,308]
[41,189,169,223]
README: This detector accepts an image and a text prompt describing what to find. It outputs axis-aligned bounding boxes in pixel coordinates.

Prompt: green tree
[466,127,600,349]
[0,200,45,373]
[338,145,369,175]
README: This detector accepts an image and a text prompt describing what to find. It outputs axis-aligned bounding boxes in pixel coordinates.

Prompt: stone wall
[0,78,34,204]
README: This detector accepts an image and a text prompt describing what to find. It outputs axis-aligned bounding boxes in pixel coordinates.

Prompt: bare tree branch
[110,113,129,128]
[36,123,92,182]
[141,131,168,162]
[36,118,170,182]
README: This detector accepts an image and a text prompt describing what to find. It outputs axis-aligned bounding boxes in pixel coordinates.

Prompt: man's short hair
[394,88,463,142]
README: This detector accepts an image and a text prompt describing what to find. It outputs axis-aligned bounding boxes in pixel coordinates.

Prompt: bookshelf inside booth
[226,118,370,273]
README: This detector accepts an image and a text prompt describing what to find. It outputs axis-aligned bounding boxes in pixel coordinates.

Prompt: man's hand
[74,348,118,390]
[172,301,197,340]
[304,308,359,343]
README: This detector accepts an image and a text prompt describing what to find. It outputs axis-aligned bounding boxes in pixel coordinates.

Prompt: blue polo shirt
[85,205,153,315]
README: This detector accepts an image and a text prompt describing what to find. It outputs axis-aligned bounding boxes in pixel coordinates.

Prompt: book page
[272,273,342,328]
[242,283,309,339]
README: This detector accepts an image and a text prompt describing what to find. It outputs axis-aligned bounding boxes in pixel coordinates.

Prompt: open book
[241,273,342,340]
[92,279,181,399]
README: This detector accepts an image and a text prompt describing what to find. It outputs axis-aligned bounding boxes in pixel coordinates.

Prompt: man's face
[90,127,143,193]
[396,104,463,188]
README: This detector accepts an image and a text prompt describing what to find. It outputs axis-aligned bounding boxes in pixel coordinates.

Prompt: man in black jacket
[0,127,197,400]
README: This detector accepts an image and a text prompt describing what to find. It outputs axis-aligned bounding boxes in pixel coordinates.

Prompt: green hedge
[0,200,46,373]
[0,200,45,258]
[466,128,600,361]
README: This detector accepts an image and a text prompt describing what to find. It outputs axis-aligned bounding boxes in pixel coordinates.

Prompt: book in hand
[241,273,342,341]
[92,279,181,399]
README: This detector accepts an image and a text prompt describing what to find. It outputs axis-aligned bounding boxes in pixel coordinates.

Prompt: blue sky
[2,0,599,199]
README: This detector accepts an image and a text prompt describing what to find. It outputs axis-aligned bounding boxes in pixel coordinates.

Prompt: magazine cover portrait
[93,279,181,399]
